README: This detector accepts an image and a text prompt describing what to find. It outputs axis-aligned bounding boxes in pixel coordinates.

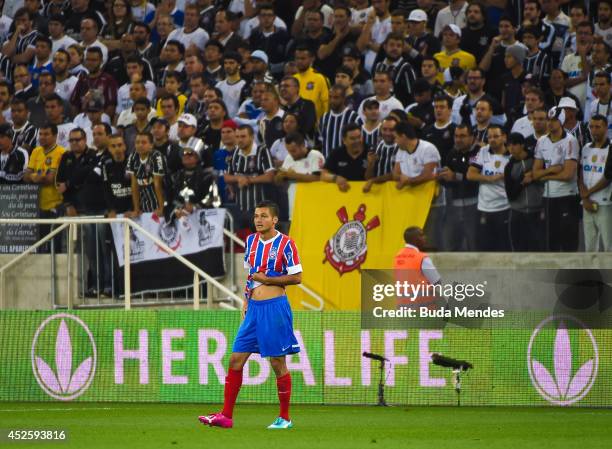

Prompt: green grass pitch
[1,403,611,449]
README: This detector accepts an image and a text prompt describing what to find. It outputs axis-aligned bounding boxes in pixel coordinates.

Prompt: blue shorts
[232,295,300,357]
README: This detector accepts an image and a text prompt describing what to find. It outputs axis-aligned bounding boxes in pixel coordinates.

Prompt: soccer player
[199,201,302,430]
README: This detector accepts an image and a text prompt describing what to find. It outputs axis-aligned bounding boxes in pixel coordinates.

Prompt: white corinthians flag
[111,209,226,293]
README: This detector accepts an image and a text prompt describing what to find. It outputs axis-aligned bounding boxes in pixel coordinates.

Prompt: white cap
[443,24,462,37]
[178,113,197,127]
[548,106,566,125]
[558,96,578,110]
[250,50,269,65]
[408,9,427,22]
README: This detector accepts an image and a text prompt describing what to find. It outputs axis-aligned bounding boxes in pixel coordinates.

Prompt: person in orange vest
[393,226,441,306]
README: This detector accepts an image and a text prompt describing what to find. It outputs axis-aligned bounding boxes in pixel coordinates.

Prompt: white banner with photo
[110,208,226,267]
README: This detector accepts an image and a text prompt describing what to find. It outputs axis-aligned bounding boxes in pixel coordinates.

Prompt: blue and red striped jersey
[243,231,302,297]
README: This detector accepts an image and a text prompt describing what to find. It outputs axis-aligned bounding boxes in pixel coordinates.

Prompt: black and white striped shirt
[358,119,381,149]
[12,121,37,152]
[523,51,551,88]
[126,150,166,212]
[228,143,274,212]
[373,140,397,178]
[318,107,358,159]
[15,30,38,56]
[0,146,29,183]
[374,57,417,106]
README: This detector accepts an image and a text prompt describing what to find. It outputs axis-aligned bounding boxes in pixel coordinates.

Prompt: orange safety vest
[393,246,435,306]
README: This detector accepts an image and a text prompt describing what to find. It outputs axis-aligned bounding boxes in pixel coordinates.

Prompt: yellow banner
[287,181,435,310]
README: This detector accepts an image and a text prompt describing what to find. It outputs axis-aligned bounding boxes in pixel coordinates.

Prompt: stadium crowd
[0,0,611,268]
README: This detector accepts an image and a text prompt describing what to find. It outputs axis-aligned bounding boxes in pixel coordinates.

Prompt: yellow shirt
[28,144,66,211]
[294,67,330,121]
[156,93,187,117]
[434,50,477,83]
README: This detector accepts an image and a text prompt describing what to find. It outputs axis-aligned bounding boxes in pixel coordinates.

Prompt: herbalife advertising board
[1,310,610,407]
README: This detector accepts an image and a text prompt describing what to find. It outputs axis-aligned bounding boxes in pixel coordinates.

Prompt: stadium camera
[431,353,473,406]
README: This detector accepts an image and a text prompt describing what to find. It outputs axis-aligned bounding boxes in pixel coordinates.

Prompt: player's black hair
[69,127,87,140]
[433,94,453,109]
[93,122,113,136]
[136,131,154,144]
[40,122,58,135]
[395,121,416,138]
[255,200,279,217]
[133,97,151,109]
[285,131,305,146]
[594,71,611,84]
[488,124,506,134]
[342,122,362,138]
[403,226,423,245]
[590,114,609,125]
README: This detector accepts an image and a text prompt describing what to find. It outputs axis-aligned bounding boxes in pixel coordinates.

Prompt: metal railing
[0,217,244,311]
[222,230,325,311]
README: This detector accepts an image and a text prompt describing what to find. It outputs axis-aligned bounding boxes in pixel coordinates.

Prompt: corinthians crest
[324,204,380,275]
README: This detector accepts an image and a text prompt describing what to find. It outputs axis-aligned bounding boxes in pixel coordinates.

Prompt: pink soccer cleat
[198,413,233,428]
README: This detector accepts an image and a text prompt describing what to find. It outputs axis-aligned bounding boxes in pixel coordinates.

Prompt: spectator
[595,0,612,46]
[504,132,544,251]
[434,0,468,38]
[434,24,476,78]
[156,71,187,116]
[1,8,38,65]
[452,68,506,127]
[356,0,392,72]
[116,56,156,114]
[198,0,216,35]
[212,10,243,53]
[525,108,550,152]
[544,68,583,115]
[502,44,527,117]
[215,119,238,204]
[280,76,317,145]
[521,26,552,90]
[519,0,555,58]
[472,99,494,146]
[184,73,209,124]
[321,122,369,190]
[293,45,329,122]
[561,21,593,110]
[438,123,480,251]
[25,122,66,250]
[511,87,546,138]
[586,42,612,117]
[561,2,587,62]
[405,9,441,65]
[579,114,612,251]
[340,44,374,98]
[43,93,77,149]
[79,18,109,66]
[176,112,209,168]
[216,51,246,118]
[420,56,444,94]
[158,94,180,141]
[117,82,157,128]
[121,97,153,152]
[248,3,289,79]
[357,70,403,121]
[257,86,284,151]
[48,14,77,55]
[319,84,359,159]
[27,71,67,128]
[202,98,227,151]
[374,32,417,106]
[467,124,511,251]
[541,0,571,68]
[71,47,118,117]
[64,0,106,37]
[359,99,381,149]
[159,40,186,85]
[423,95,455,165]
[405,79,434,135]
[224,124,275,226]
[0,123,29,184]
[584,72,612,137]
[151,117,182,175]
[126,131,165,217]
[269,113,299,168]
[460,2,495,64]
[276,131,325,219]
[52,49,79,102]
[67,43,88,77]
[333,65,363,111]
[291,0,334,36]
[533,107,580,251]
[29,35,53,89]
[288,8,332,59]
[479,16,518,103]
[317,5,360,80]
[559,96,590,147]
[167,147,214,221]
[10,98,37,152]
[363,115,398,193]
[13,64,36,101]
[165,3,209,54]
